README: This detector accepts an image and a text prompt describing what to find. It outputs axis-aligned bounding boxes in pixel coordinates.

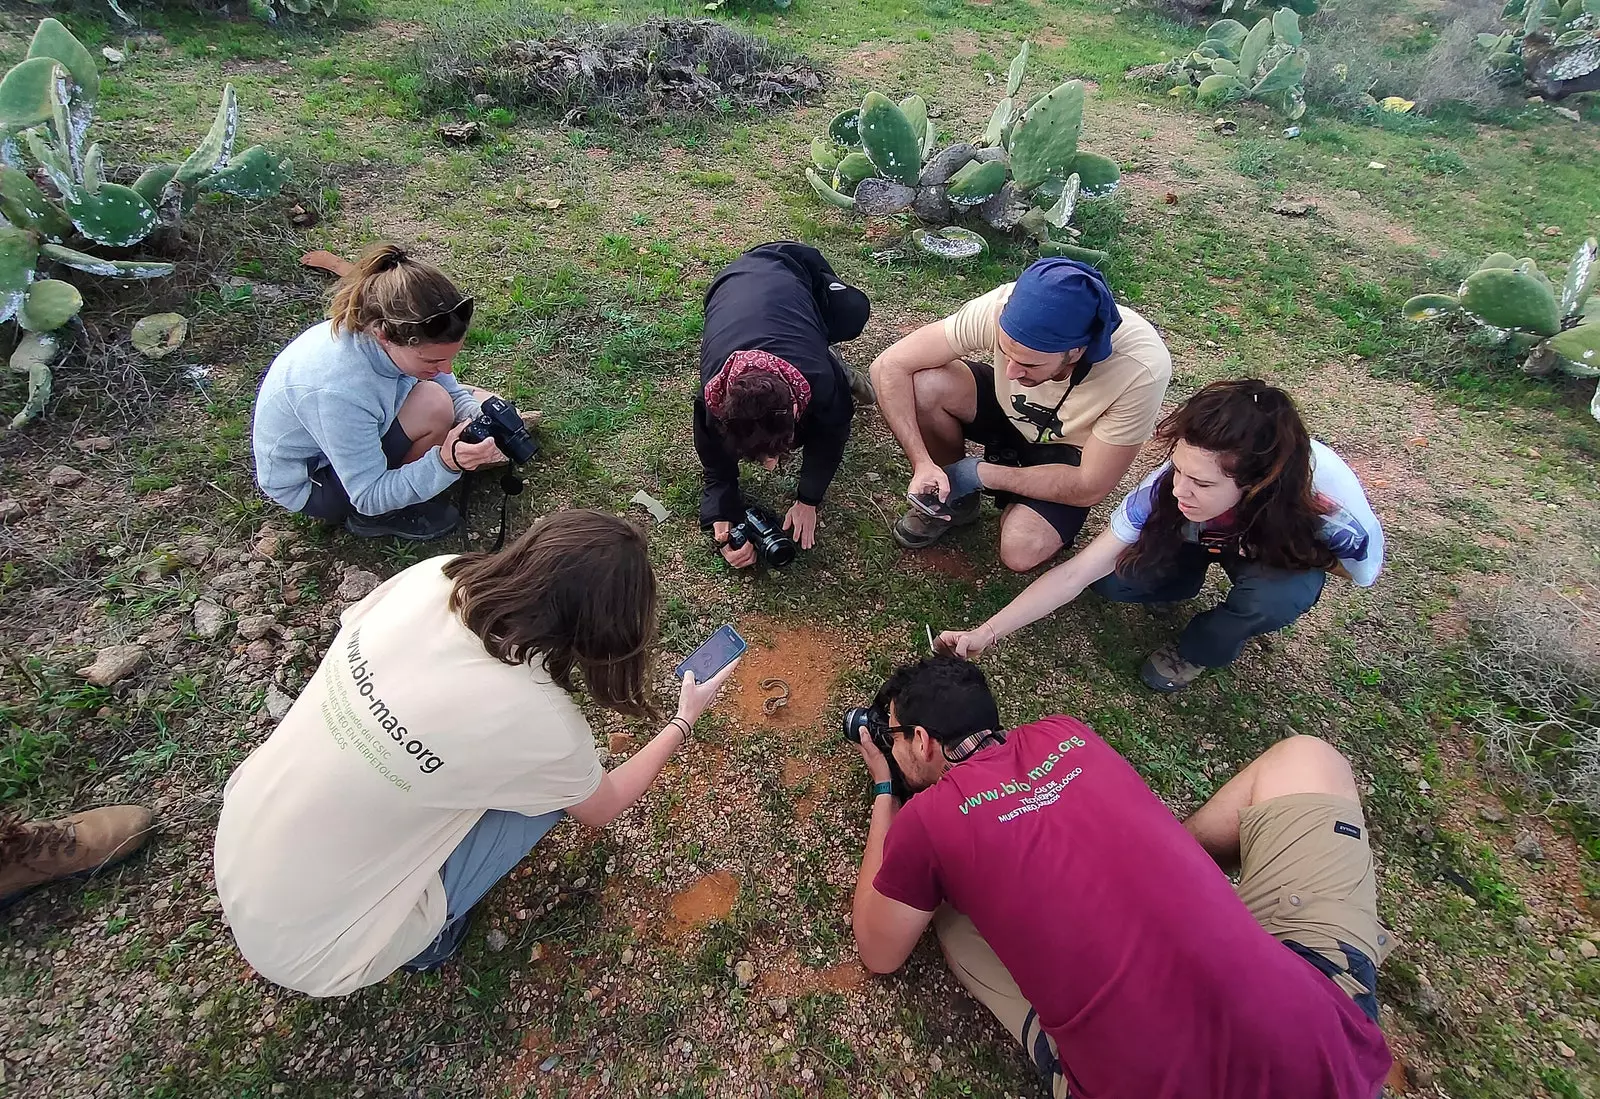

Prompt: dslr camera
[725,503,796,568]
[459,396,539,465]
[840,702,909,800]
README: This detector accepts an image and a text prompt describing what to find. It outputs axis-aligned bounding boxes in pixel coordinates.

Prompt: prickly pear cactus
[1404,237,1600,421]
[0,19,286,430]
[800,39,1120,261]
[1168,10,1310,118]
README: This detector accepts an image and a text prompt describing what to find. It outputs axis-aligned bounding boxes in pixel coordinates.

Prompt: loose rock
[236,614,278,642]
[1413,973,1446,1019]
[246,640,276,663]
[1578,938,1597,960]
[1513,831,1546,863]
[47,466,85,488]
[337,569,382,601]
[78,645,147,687]
[1477,803,1506,824]
[192,600,230,640]
[486,929,509,952]
[73,436,113,452]
[264,685,294,721]
[734,959,756,987]
[0,499,23,522]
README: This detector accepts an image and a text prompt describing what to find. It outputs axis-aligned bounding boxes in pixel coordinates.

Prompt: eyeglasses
[411,297,474,340]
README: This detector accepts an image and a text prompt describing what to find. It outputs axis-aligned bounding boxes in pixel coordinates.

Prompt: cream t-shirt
[214,557,603,997]
[943,283,1173,449]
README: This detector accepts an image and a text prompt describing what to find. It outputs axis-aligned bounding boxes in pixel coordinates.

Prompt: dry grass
[1465,583,1600,816]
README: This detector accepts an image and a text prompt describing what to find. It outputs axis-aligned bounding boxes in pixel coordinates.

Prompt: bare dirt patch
[846,45,907,73]
[669,870,741,929]
[722,617,849,734]
[756,951,870,998]
[899,544,979,582]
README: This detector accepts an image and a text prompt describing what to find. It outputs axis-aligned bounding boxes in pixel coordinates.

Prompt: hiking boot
[892,493,981,549]
[1139,642,1208,693]
[345,498,460,542]
[847,363,876,407]
[0,805,154,909]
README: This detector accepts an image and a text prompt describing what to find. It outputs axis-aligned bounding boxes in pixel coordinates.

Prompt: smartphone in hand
[674,625,747,682]
[906,489,953,521]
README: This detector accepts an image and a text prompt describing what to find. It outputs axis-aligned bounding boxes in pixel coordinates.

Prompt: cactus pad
[1041,173,1081,229]
[1006,42,1030,96]
[65,183,157,248]
[1560,236,1598,318]
[0,57,63,131]
[27,18,99,105]
[913,226,988,261]
[810,138,840,173]
[40,243,174,280]
[1038,240,1110,269]
[1460,267,1564,335]
[1007,80,1085,191]
[1197,73,1245,105]
[1251,51,1308,96]
[1238,17,1275,78]
[919,143,976,186]
[200,145,291,198]
[0,165,72,240]
[947,159,1007,205]
[857,92,923,186]
[1272,8,1304,47]
[898,95,929,156]
[178,85,240,186]
[833,151,875,190]
[828,109,862,149]
[0,225,39,325]
[7,330,58,430]
[18,277,81,332]
[1204,19,1250,56]
[132,164,179,206]
[1546,322,1600,370]
[1064,152,1121,197]
[1478,252,1518,271]
[806,168,855,209]
[1402,294,1460,321]
[982,98,1014,149]
[852,177,918,215]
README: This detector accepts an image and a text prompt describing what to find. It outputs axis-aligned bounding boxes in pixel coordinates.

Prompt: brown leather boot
[0,805,154,908]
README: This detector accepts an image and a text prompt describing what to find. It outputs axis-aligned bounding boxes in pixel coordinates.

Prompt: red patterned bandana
[703,349,812,419]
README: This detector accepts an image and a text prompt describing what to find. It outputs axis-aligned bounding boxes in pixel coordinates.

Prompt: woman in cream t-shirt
[214,510,740,997]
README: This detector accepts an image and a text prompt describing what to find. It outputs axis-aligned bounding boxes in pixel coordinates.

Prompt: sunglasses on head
[411,297,474,340]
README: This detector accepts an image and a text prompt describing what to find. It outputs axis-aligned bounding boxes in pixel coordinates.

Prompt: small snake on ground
[759,678,791,715]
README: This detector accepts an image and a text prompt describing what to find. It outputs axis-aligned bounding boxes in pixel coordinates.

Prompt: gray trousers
[1091,543,1326,667]
[404,808,564,968]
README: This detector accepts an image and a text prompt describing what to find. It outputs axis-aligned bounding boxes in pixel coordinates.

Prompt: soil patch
[901,544,979,582]
[722,618,848,733]
[756,952,871,998]
[669,870,741,929]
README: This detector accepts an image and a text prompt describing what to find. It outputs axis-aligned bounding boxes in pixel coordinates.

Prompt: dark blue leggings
[1091,544,1326,667]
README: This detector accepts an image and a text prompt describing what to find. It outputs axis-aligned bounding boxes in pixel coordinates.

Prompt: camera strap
[942,728,1006,763]
[456,471,524,553]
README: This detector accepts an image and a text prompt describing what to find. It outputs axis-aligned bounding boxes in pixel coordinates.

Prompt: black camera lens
[841,706,874,742]
[741,505,796,568]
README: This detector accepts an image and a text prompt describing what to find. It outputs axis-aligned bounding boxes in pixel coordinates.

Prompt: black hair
[874,655,1000,748]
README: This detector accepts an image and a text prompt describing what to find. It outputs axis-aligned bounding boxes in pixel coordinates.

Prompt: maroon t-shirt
[873,717,1392,1099]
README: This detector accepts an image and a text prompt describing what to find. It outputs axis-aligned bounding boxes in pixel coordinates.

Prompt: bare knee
[1249,735,1360,804]
[998,529,1058,573]
[398,379,455,444]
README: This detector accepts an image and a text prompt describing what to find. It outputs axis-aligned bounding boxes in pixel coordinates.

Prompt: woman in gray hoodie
[251,243,506,541]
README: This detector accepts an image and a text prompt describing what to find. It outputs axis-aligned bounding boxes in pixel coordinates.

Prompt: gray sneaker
[345,498,461,542]
[891,493,981,549]
[1139,642,1208,692]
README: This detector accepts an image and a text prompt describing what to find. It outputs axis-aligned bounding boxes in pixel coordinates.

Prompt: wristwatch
[872,781,894,798]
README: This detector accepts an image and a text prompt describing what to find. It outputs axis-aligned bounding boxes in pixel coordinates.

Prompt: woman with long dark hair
[938,379,1384,691]
[214,510,739,996]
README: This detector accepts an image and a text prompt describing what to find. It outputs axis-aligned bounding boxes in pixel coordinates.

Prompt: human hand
[675,658,742,728]
[943,456,984,501]
[783,502,818,550]
[442,421,508,471]
[910,460,951,504]
[855,727,893,785]
[935,624,997,660]
[712,521,758,569]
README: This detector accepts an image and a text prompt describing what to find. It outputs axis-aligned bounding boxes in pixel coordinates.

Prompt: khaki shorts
[1236,792,1392,1010]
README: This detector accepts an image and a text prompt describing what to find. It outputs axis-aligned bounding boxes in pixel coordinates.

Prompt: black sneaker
[345,499,460,542]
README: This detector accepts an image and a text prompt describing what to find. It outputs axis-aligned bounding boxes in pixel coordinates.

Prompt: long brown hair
[443,510,659,717]
[1118,379,1336,577]
[328,242,471,345]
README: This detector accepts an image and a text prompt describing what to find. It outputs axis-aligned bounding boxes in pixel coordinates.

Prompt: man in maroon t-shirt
[849,656,1393,1099]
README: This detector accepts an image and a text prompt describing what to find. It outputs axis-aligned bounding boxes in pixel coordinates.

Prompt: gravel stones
[264,685,294,721]
[1513,831,1546,863]
[236,614,278,642]
[192,600,230,640]
[47,466,85,488]
[77,644,147,686]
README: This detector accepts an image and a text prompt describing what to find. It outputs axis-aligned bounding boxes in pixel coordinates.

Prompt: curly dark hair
[714,370,797,460]
[443,509,659,718]
[1118,379,1337,579]
[875,655,1000,748]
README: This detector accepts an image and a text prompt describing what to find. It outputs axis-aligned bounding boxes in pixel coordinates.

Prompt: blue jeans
[404,808,564,969]
[1091,544,1326,668]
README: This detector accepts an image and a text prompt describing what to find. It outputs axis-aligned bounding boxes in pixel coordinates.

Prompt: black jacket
[694,242,868,528]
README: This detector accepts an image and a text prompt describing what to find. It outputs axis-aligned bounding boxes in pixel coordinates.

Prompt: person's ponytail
[326,242,471,345]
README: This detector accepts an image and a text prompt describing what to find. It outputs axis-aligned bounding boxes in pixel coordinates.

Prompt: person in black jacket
[695,242,872,567]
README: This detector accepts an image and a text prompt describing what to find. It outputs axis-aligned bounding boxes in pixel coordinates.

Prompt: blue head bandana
[997,257,1122,364]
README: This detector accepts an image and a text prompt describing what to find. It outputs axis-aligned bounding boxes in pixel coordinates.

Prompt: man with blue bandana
[870,258,1173,572]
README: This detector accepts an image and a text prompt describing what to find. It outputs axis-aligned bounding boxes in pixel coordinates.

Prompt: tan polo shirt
[943,283,1173,449]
